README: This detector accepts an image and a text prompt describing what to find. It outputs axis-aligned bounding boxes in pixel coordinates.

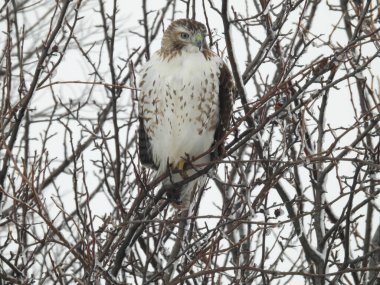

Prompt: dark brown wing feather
[138,117,158,169]
[213,62,235,158]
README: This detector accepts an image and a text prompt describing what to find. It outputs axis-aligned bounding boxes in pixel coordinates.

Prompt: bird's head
[160,19,209,58]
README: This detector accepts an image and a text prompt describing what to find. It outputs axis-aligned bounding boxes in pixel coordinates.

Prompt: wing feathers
[138,116,158,170]
[214,62,235,157]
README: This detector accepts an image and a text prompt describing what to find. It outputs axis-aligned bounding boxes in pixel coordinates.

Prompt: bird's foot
[177,159,188,178]
[177,159,186,170]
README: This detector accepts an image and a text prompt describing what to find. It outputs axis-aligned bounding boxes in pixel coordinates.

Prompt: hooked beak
[195,34,204,51]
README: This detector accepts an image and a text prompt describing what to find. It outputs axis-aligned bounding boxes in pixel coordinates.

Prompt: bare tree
[0,0,379,284]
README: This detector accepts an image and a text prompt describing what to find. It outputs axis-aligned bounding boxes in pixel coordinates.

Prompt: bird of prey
[138,18,234,208]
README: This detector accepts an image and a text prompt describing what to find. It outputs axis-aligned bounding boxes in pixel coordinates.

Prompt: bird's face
[161,19,208,56]
[175,26,206,52]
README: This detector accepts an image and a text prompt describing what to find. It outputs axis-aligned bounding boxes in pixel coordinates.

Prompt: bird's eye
[180,32,190,39]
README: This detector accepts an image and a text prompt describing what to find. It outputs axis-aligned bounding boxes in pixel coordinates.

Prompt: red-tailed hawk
[138,19,234,208]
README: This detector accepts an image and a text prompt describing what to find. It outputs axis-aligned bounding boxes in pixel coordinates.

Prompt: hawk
[138,19,234,208]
